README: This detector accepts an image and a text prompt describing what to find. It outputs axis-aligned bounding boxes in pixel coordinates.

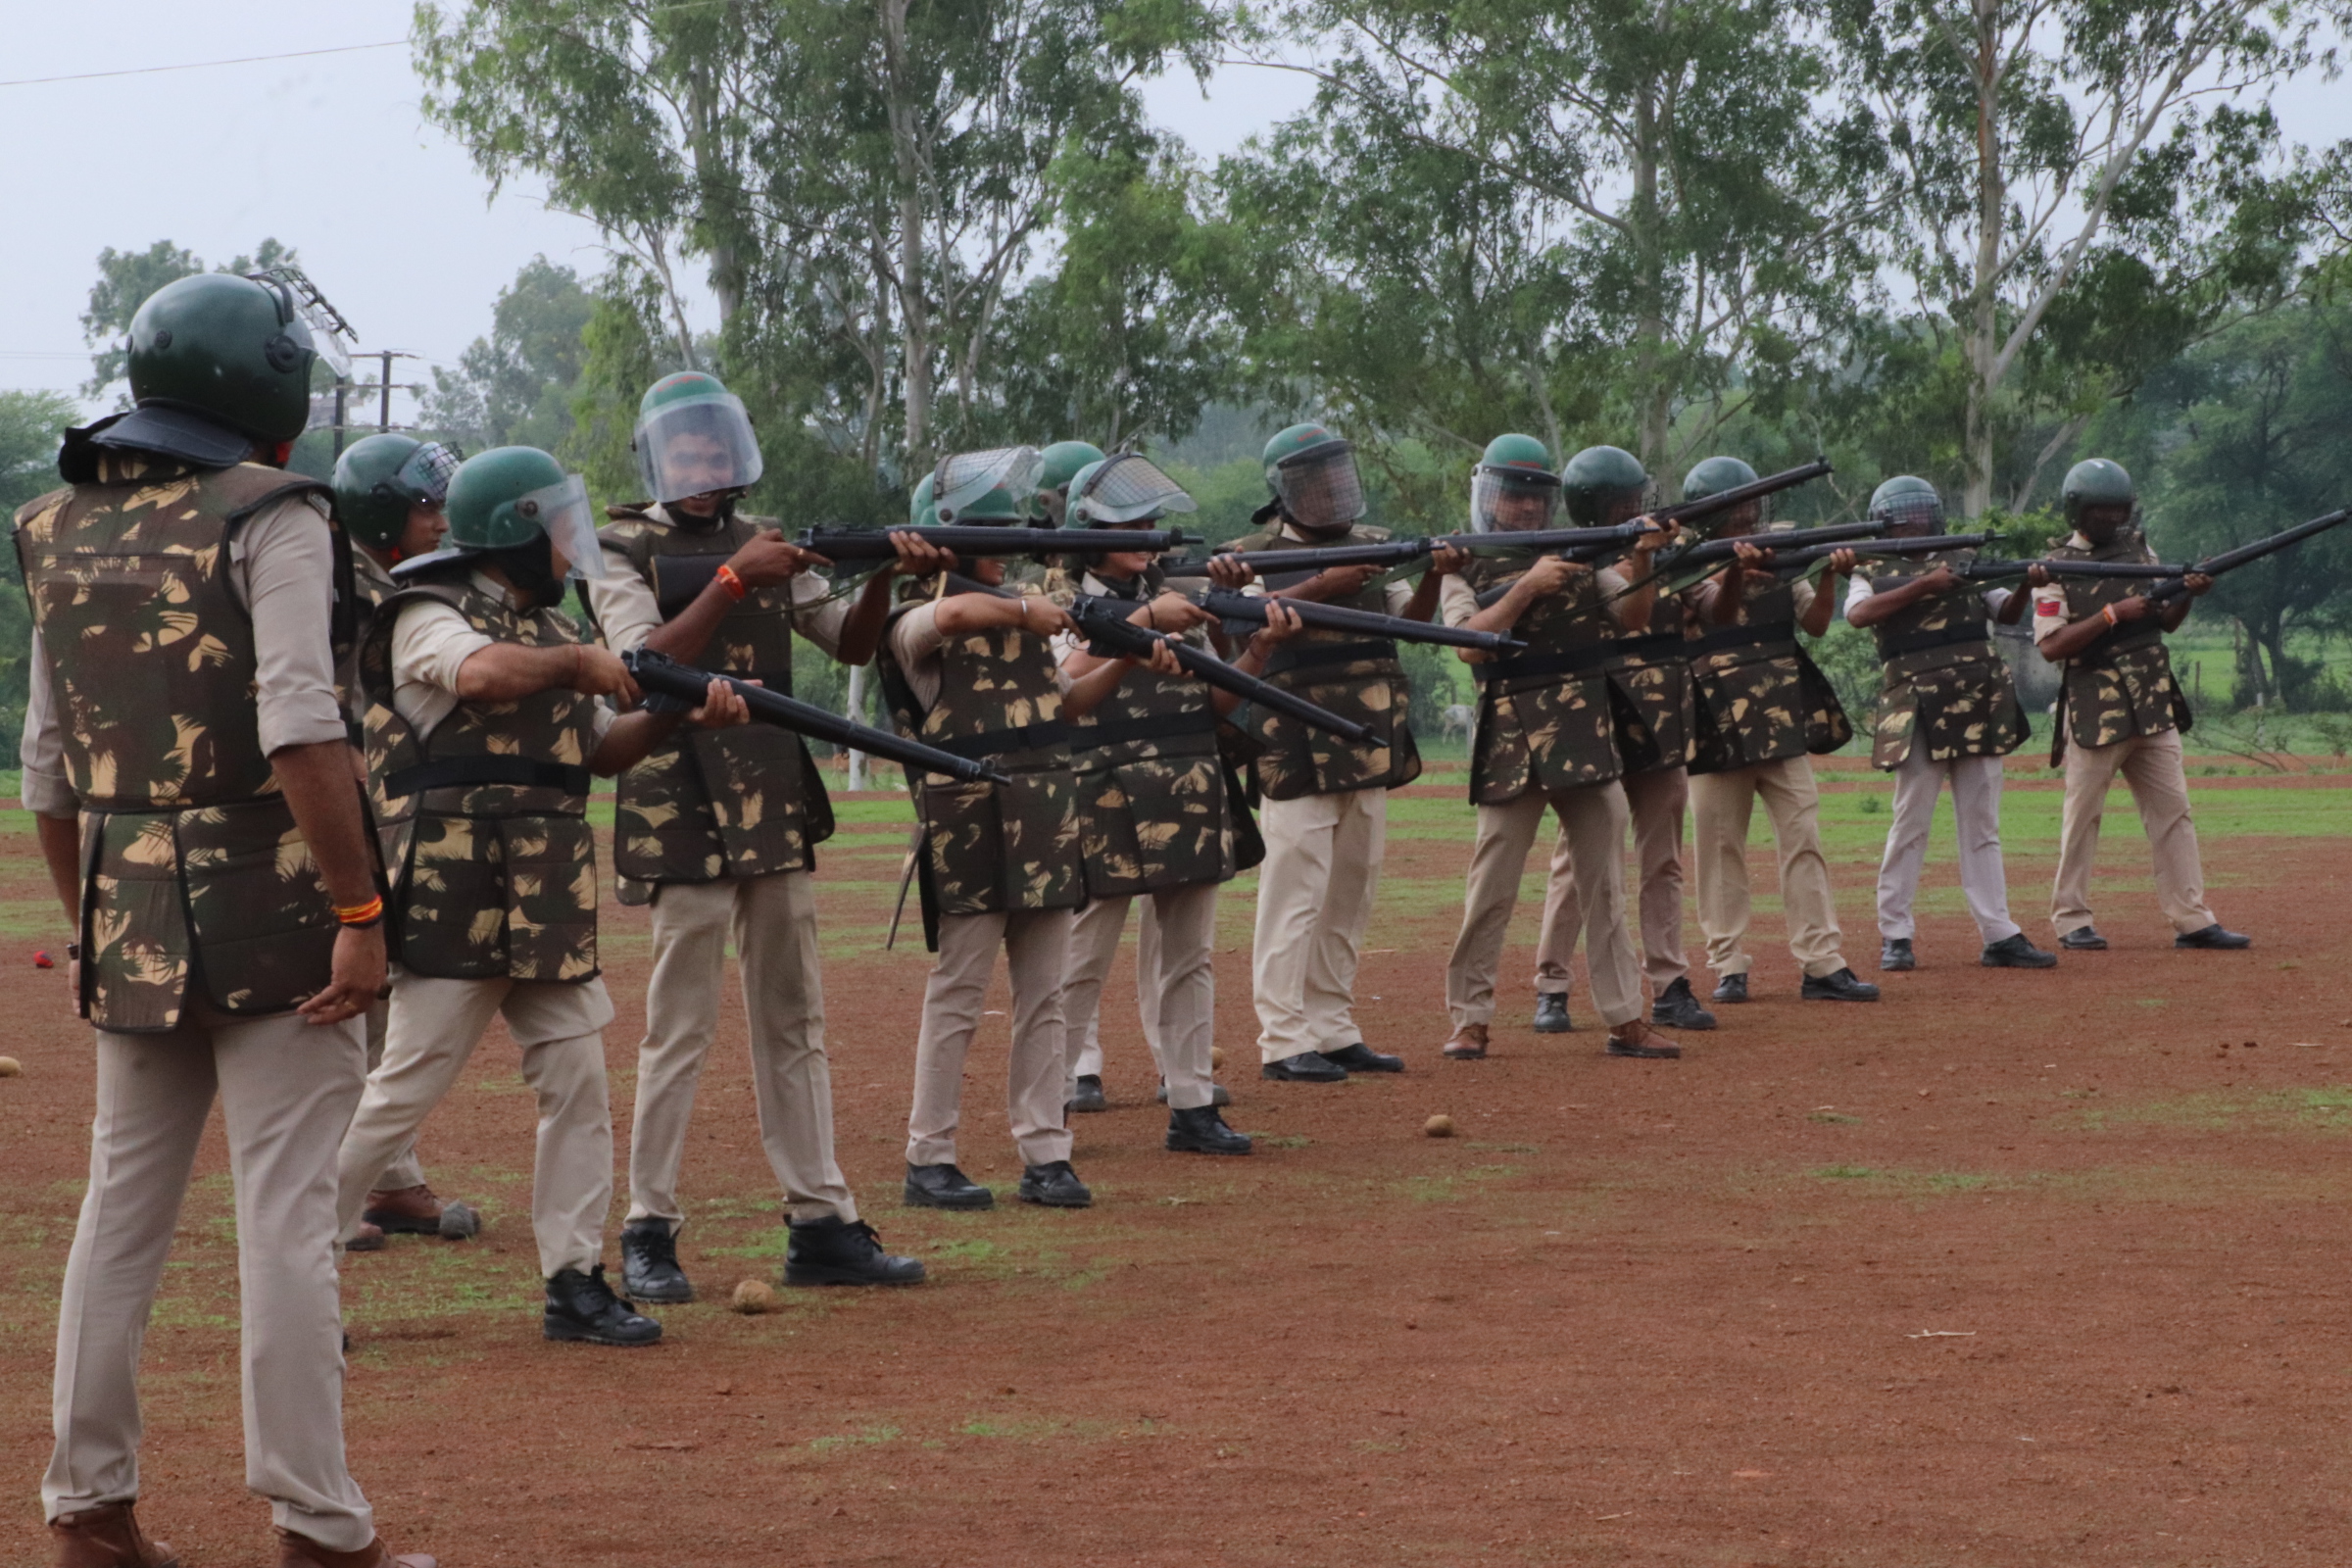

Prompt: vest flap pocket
[400,814,509,980]
[1107,756,1227,894]
[922,778,1007,916]
[1518,679,1620,794]
[86,810,193,1032]
[500,815,600,983]
[997,768,1084,910]
[177,797,336,1015]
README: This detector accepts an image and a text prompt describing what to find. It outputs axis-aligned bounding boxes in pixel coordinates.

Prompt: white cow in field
[1441,703,1476,744]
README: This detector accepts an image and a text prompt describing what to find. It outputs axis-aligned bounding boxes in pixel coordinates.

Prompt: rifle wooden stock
[1066,596,1370,742]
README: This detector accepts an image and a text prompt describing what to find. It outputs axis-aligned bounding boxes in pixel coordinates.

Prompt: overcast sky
[1,1,2341,421]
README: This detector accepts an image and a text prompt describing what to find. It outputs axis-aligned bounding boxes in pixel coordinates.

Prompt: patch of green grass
[2073,1085,2352,1134]
[809,1423,901,1451]
[1253,1134,1311,1150]
[1393,1164,1524,1202]
[1809,1111,1863,1125]
[1807,1165,2000,1196]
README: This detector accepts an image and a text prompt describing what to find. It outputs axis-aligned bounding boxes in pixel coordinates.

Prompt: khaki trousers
[1446,784,1645,1030]
[2051,726,2216,937]
[338,972,616,1280]
[1062,881,1220,1110]
[1252,787,1387,1061]
[1535,764,1689,998]
[1878,749,2021,945]
[906,908,1075,1168]
[46,1012,377,1553]
[363,1001,426,1193]
[1690,757,1849,980]
[626,872,855,1229]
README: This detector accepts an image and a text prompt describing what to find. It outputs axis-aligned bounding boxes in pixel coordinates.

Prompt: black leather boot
[1649,977,1716,1031]
[543,1265,662,1348]
[784,1216,927,1286]
[1532,993,1573,1033]
[1017,1160,1094,1207]
[619,1219,692,1303]
[1166,1104,1252,1154]
[903,1162,995,1209]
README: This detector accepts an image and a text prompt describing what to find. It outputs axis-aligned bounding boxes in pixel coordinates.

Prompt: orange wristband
[334,896,384,928]
[715,564,748,601]
[2100,603,2118,627]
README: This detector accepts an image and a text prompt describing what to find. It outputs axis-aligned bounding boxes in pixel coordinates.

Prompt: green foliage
[78,237,297,406]
[0,391,77,738]
[419,256,594,455]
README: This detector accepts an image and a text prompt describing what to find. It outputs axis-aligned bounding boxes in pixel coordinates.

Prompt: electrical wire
[0,40,405,90]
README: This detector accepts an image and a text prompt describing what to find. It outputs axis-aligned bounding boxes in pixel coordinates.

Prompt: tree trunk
[845,664,870,790]
[879,0,931,472]
[1630,71,1670,471]
[1962,0,2003,520]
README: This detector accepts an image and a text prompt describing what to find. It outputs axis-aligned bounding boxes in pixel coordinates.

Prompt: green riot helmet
[1682,455,1763,534]
[94,271,318,466]
[333,433,463,555]
[908,471,939,526]
[1868,474,1943,537]
[633,371,762,505]
[1031,439,1107,523]
[1262,422,1364,535]
[1067,453,1198,526]
[2062,459,2136,529]
[1559,445,1649,526]
[400,446,609,601]
[929,446,1042,523]
[1470,433,1560,533]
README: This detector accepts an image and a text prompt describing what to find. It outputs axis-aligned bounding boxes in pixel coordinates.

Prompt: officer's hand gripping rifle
[1065,595,1370,743]
[1761,532,1992,576]
[1194,587,1526,655]
[2137,507,2351,608]
[622,647,1012,786]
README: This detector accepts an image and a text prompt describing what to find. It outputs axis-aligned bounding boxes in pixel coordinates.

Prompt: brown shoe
[1442,1022,1489,1060]
[1606,1021,1682,1059]
[363,1184,480,1240]
[51,1502,178,1567]
[344,1221,386,1253]
[276,1531,437,1568]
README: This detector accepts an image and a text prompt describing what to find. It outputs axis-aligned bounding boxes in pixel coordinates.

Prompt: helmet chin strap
[485,537,566,611]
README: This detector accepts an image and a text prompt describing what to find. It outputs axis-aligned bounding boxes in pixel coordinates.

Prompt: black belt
[1473,642,1619,686]
[928,720,1072,760]
[1069,710,1220,751]
[1611,633,1684,662]
[1879,623,1993,660]
[1687,620,1797,659]
[1265,640,1398,676]
[383,757,592,799]
[2071,620,2164,668]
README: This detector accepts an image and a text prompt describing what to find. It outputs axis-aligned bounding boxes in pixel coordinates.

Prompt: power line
[0,40,405,90]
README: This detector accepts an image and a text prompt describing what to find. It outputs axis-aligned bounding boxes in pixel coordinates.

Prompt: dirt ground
[4,766,2351,1567]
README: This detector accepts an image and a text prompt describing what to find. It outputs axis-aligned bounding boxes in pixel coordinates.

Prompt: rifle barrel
[1652,457,1835,526]
[800,524,1198,561]
[1159,539,1431,578]
[1198,588,1524,654]
[1067,596,1370,742]
[2146,508,2351,605]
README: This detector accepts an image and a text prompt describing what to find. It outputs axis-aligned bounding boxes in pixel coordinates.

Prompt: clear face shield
[396,440,463,509]
[514,474,609,579]
[933,446,1044,522]
[1872,490,1944,538]
[635,390,764,504]
[1471,466,1562,533]
[1072,454,1198,525]
[1271,440,1366,534]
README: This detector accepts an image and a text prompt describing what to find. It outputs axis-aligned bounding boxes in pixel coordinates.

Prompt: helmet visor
[1471,466,1561,534]
[395,441,463,509]
[1871,489,1943,535]
[1273,442,1365,531]
[516,474,608,579]
[635,389,764,504]
[1073,454,1198,525]
[934,446,1043,522]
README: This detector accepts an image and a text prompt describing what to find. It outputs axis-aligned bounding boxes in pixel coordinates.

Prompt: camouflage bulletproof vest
[1860,557,2027,770]
[1606,591,1693,775]
[339,550,398,733]
[598,506,834,902]
[1459,556,1623,805]
[1061,572,1234,897]
[13,455,341,1031]
[1227,523,1421,801]
[361,577,603,983]
[877,591,1085,921]
[1682,569,1852,774]
[2047,533,2190,751]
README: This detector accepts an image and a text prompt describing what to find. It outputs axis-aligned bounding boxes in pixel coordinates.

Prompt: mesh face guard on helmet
[1273,440,1365,532]
[933,446,1044,522]
[398,441,463,508]
[1072,454,1198,525]
[514,474,610,580]
[1869,488,1944,535]
[635,387,764,504]
[1471,466,1562,533]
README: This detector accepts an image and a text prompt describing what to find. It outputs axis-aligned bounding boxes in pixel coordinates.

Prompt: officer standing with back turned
[20,271,434,1568]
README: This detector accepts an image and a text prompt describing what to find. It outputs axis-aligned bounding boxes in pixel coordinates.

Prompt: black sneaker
[1800,967,1882,1003]
[1156,1079,1232,1106]
[1262,1052,1348,1083]
[1711,972,1749,1004]
[1532,993,1574,1033]
[784,1216,927,1287]
[544,1264,663,1348]
[1324,1043,1403,1073]
[1880,937,1916,971]
[1649,977,1717,1031]
[619,1219,693,1303]
[2059,925,2108,951]
[1166,1104,1252,1155]
[1981,933,2059,968]
[1065,1074,1108,1113]
[2175,923,2252,950]
[903,1162,995,1210]
[1017,1160,1094,1207]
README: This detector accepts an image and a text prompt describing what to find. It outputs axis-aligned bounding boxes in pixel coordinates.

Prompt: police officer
[1680,457,1880,1003]
[1054,454,1291,1147]
[585,372,923,1303]
[1029,439,1106,527]
[328,434,486,1252]
[1235,423,1465,1081]
[1522,447,1716,1035]
[1842,476,2055,971]
[20,272,434,1567]
[2029,460,2247,950]
[1437,436,1685,1060]
[877,448,1144,1208]
[334,445,749,1348]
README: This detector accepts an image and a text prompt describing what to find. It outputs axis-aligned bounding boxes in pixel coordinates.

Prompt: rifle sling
[384,757,593,799]
[1878,623,1994,661]
[925,720,1072,760]
[1687,619,1797,660]
[2068,619,2164,668]
[1068,710,1221,751]
[1263,640,1398,677]
[1472,641,1620,686]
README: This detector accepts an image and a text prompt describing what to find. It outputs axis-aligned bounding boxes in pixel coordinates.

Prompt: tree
[0,390,81,738]
[79,238,297,405]
[1829,0,2345,517]
[418,256,596,454]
